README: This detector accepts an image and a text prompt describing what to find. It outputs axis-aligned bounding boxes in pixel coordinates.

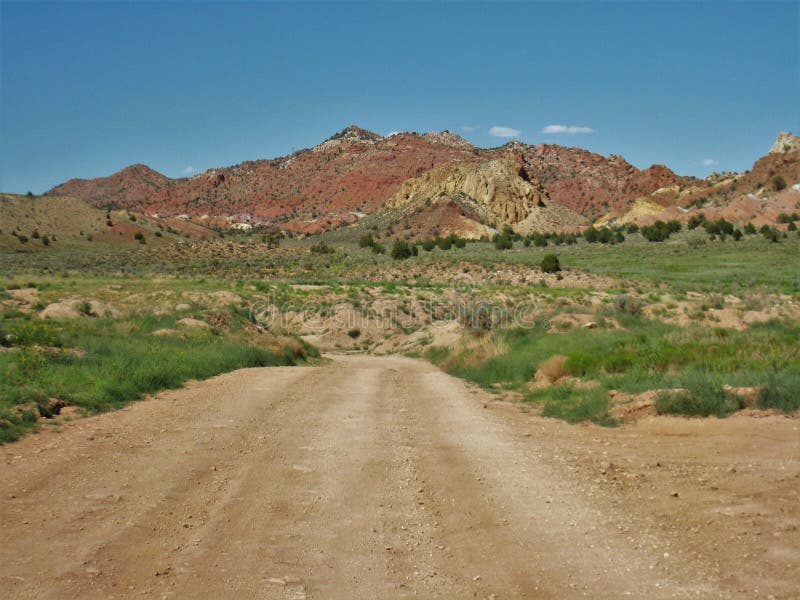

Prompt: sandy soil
[1,356,798,598]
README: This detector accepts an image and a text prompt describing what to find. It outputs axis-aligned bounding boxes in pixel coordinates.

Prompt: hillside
[0,193,217,249]
[598,133,800,229]
[46,125,697,234]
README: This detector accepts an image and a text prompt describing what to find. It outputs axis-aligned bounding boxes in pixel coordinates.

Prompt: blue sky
[1,1,798,194]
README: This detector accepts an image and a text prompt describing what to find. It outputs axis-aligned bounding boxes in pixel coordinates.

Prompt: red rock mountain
[47,125,696,231]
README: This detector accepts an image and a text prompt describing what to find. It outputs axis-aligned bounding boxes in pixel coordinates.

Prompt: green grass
[425,318,800,424]
[3,229,798,295]
[0,314,311,443]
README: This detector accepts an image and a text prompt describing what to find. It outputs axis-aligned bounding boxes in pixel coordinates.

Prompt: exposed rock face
[387,158,547,224]
[510,144,690,217]
[769,131,800,154]
[45,124,697,232]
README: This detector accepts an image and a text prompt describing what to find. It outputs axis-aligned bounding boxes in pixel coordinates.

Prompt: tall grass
[426,319,800,424]
[0,315,309,443]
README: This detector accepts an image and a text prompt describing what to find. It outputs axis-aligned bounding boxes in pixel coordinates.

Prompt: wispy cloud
[387,131,400,137]
[183,165,195,175]
[702,158,719,167]
[541,124,596,135]
[461,125,477,133]
[489,126,520,138]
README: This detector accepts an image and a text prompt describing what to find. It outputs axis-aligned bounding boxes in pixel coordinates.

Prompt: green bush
[493,234,513,250]
[540,254,561,273]
[757,374,800,412]
[421,239,435,251]
[391,240,413,260]
[641,221,672,242]
[773,175,786,191]
[656,382,743,417]
[310,241,335,254]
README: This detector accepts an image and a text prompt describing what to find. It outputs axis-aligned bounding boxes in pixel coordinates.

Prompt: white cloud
[541,124,596,135]
[183,165,195,175]
[461,125,476,133]
[387,131,401,137]
[702,158,719,167]
[489,126,521,138]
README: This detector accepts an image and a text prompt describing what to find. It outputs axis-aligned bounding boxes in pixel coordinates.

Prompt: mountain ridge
[44,126,797,235]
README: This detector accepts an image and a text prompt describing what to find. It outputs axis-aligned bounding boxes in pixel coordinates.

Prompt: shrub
[625,223,640,234]
[612,294,642,315]
[421,239,435,251]
[310,241,335,254]
[42,236,50,246]
[371,242,385,254]
[757,375,800,412]
[687,214,706,230]
[533,234,548,247]
[773,175,786,191]
[347,328,361,339]
[358,233,375,248]
[134,232,144,241]
[493,234,513,250]
[17,235,28,244]
[391,240,413,260]
[540,254,561,273]
[436,237,452,251]
[106,219,113,227]
[656,383,743,418]
[641,220,680,242]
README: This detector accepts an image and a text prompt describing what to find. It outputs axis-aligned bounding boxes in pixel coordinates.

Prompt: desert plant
[540,254,561,273]
[391,240,413,260]
[612,293,642,315]
[310,241,335,254]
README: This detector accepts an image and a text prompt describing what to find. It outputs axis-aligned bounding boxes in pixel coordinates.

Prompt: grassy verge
[425,317,800,425]
[0,312,315,443]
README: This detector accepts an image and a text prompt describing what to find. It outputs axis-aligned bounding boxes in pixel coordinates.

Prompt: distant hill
[0,193,216,249]
[45,125,694,231]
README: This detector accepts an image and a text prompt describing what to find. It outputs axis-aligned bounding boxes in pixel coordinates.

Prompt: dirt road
[2,356,798,598]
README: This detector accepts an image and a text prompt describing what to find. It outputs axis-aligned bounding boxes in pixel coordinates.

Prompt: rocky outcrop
[387,158,548,225]
[769,131,800,154]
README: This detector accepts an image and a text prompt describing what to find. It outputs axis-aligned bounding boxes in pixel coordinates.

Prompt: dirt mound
[39,298,120,319]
